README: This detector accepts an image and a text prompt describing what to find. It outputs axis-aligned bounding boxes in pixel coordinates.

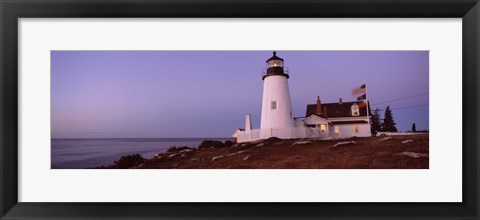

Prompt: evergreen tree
[411,123,416,132]
[370,107,382,134]
[381,106,398,132]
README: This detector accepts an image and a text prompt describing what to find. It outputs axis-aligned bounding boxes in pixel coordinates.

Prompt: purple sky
[51,51,429,138]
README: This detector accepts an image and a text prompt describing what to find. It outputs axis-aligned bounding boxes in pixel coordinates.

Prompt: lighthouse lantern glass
[267,60,283,68]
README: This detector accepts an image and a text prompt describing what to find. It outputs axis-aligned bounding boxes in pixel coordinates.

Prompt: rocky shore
[96,134,429,169]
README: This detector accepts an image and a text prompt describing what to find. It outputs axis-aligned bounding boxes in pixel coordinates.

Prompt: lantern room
[262,51,289,80]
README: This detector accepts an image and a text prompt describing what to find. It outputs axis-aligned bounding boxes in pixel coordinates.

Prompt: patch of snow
[211,155,224,161]
[402,140,413,144]
[255,143,265,147]
[379,137,392,141]
[398,151,428,158]
[243,155,250,161]
[168,154,177,158]
[333,141,356,147]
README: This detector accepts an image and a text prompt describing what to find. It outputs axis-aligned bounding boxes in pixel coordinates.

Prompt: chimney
[245,114,252,132]
[316,96,322,114]
[339,98,343,105]
[323,106,328,119]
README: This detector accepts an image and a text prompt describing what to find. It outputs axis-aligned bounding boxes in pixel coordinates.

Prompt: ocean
[51,138,230,169]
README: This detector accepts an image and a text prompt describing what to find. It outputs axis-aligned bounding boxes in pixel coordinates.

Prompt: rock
[379,137,392,141]
[333,141,356,147]
[179,149,193,153]
[251,139,264,144]
[211,155,224,161]
[398,151,428,158]
[226,150,247,157]
[243,155,250,161]
[293,140,311,145]
[402,140,413,144]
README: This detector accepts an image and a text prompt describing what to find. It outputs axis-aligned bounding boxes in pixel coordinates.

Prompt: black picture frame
[1,0,479,219]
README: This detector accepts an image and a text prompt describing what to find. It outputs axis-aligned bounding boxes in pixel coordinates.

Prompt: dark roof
[306,101,372,118]
[266,51,284,62]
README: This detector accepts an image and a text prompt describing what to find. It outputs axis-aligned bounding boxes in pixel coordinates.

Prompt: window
[334,126,340,133]
[267,60,284,68]
[320,124,326,132]
[351,103,359,116]
[271,101,277,110]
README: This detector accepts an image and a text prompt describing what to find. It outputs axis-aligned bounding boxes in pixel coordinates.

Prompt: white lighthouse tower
[260,51,294,138]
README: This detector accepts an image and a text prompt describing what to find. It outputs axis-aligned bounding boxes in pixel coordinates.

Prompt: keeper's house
[301,97,371,138]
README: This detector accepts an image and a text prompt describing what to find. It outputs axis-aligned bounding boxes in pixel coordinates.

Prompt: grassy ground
[129,134,429,169]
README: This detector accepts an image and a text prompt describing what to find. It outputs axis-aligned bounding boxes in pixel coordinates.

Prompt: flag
[352,83,366,96]
[357,93,367,100]
[358,100,367,108]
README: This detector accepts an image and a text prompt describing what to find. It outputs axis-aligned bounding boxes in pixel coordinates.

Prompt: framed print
[1,0,479,219]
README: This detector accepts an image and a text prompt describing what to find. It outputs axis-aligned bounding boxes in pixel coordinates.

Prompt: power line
[371,92,429,106]
[392,103,429,110]
[375,103,429,111]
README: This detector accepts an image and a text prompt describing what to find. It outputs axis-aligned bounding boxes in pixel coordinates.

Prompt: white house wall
[294,118,306,127]
[335,124,371,137]
[303,115,330,125]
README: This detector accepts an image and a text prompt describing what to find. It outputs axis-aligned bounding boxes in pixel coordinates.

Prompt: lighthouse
[233,51,372,143]
[260,51,294,133]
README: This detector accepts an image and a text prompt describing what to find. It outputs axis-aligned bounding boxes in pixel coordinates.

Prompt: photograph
[3,0,478,218]
[51,50,429,169]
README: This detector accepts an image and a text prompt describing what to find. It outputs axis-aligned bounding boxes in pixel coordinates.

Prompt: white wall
[335,124,371,137]
[260,75,294,129]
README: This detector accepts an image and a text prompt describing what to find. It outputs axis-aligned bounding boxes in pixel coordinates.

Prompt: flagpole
[365,81,370,124]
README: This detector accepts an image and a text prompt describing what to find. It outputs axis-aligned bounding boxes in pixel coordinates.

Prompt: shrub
[166,146,191,153]
[224,140,234,147]
[113,154,145,169]
[260,137,282,146]
[198,140,225,150]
